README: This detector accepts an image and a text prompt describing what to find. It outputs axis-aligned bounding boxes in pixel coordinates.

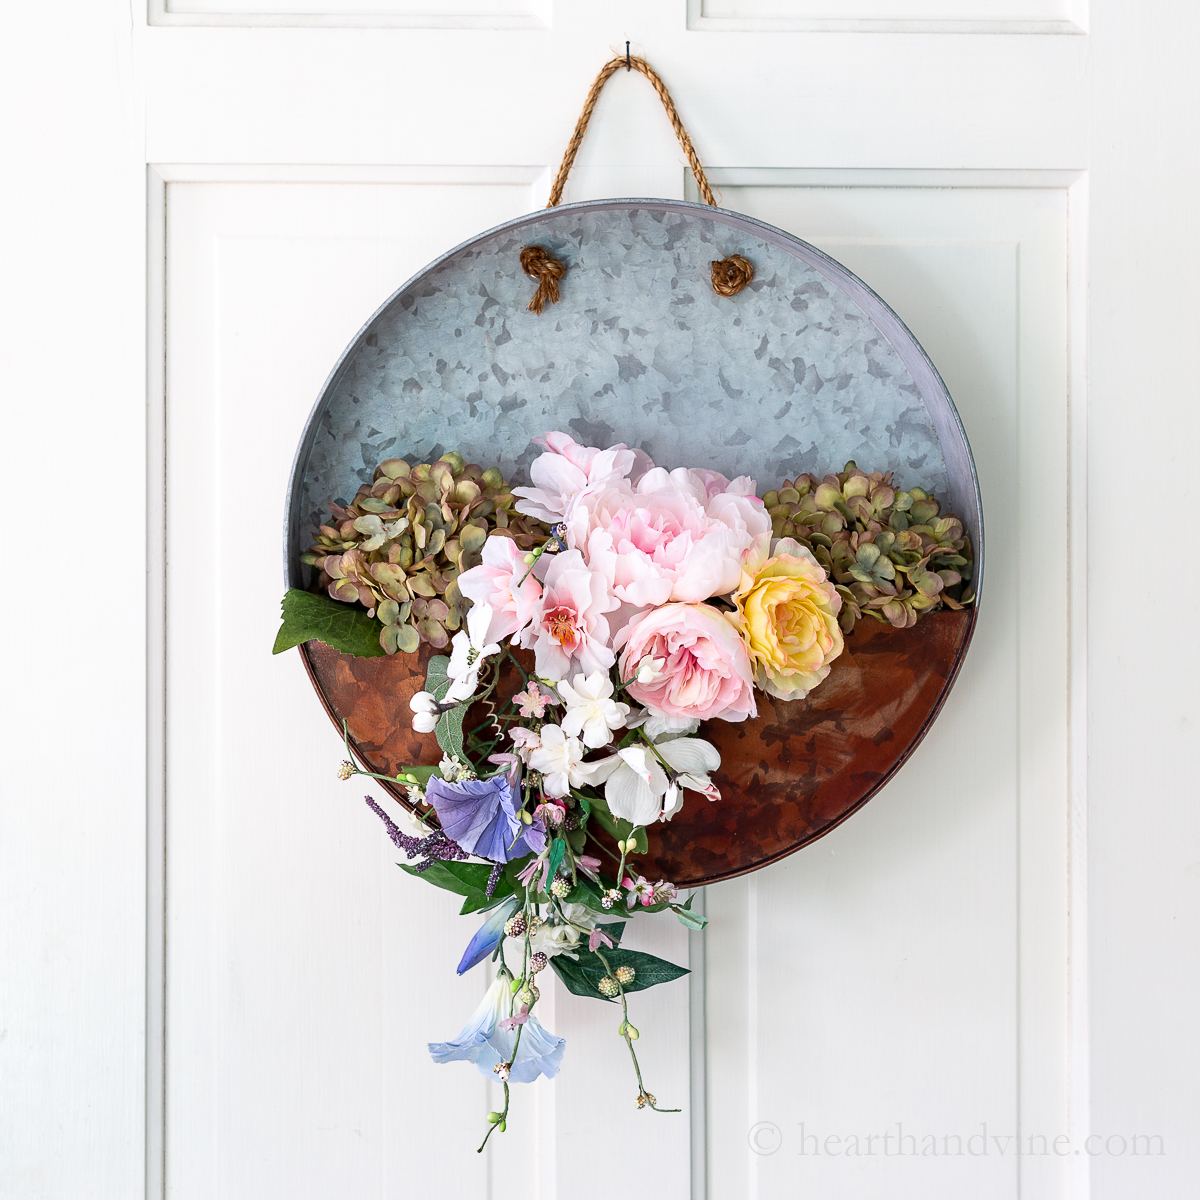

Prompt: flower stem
[593,949,680,1114]
[584,828,622,866]
[477,1080,509,1153]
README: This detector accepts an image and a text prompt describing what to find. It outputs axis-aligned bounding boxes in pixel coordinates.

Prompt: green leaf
[397,859,496,899]
[272,588,387,658]
[672,896,708,932]
[550,945,689,1001]
[458,873,515,915]
[547,837,566,884]
[389,764,443,789]
[424,655,467,760]
[425,655,452,699]
[550,954,601,999]
[564,879,609,914]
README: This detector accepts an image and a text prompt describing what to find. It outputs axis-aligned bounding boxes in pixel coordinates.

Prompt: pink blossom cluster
[458,432,770,726]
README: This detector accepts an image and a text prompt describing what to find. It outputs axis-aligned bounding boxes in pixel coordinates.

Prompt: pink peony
[516,548,619,680]
[512,433,644,526]
[617,602,756,723]
[457,534,542,643]
[569,468,771,609]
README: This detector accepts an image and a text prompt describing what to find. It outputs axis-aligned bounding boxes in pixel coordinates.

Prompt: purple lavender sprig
[485,862,503,898]
[364,795,470,872]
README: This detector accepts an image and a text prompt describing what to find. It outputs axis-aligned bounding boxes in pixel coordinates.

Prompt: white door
[4,3,1197,1199]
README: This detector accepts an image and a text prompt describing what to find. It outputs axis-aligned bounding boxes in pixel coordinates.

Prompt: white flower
[626,708,701,740]
[556,672,631,749]
[445,602,501,702]
[636,655,666,684]
[527,902,599,962]
[439,753,475,782]
[579,736,722,825]
[528,725,588,798]
[410,691,440,734]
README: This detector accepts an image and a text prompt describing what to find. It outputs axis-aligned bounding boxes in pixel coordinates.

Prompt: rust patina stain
[302,609,975,887]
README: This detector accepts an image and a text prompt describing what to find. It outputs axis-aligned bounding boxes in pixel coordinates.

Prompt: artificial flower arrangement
[274,432,974,1149]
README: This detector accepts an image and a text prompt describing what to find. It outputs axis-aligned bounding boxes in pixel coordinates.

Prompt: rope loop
[519,245,567,314]
[520,54,754,312]
[711,254,755,297]
[548,55,717,208]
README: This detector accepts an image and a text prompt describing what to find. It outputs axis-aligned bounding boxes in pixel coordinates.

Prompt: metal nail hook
[626,41,631,70]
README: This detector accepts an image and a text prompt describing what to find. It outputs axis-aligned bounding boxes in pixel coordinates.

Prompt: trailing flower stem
[593,948,679,1113]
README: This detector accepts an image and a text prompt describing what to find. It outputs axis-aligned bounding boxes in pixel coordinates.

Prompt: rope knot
[520,245,567,314]
[711,254,755,298]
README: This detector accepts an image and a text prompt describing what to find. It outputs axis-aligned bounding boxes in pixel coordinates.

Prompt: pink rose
[617,602,756,723]
[457,534,542,642]
[516,548,619,680]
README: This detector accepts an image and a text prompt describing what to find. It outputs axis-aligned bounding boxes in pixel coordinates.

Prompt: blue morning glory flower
[456,896,521,975]
[428,974,566,1083]
[426,775,545,862]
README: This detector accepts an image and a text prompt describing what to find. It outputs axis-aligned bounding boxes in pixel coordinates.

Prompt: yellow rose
[731,536,844,701]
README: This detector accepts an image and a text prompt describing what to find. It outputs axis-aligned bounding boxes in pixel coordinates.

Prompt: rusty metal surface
[302,607,975,887]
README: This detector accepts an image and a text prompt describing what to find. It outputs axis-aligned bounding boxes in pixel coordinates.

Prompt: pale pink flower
[653,880,679,904]
[513,681,552,719]
[512,433,643,526]
[623,875,656,909]
[509,726,542,762]
[617,602,756,724]
[517,857,547,889]
[458,535,542,642]
[534,800,566,828]
[588,926,615,951]
[516,548,619,681]
[499,1004,530,1031]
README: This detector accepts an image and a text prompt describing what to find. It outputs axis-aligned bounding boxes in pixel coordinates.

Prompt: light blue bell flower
[456,896,521,975]
[429,974,566,1083]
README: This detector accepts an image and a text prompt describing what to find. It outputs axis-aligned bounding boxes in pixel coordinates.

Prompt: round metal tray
[284,198,983,887]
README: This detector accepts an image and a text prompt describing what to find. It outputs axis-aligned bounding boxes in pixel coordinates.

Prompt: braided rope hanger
[520,51,754,312]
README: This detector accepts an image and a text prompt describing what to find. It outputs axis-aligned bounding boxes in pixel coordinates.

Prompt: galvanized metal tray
[284,198,983,886]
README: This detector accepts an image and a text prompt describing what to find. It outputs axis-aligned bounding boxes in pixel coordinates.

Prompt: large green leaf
[423,655,466,760]
[457,873,516,915]
[397,858,496,899]
[550,943,688,1001]
[272,588,386,658]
